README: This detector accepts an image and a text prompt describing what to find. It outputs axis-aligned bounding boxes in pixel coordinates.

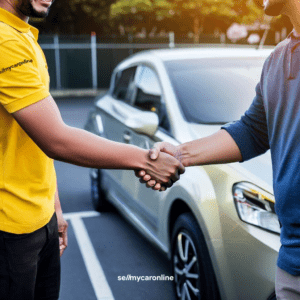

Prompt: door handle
[144,140,150,149]
[123,131,131,143]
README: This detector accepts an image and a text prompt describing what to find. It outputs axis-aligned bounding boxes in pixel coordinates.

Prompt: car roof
[132,47,273,62]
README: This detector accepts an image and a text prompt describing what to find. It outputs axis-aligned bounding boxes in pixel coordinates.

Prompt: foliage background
[31,0,292,39]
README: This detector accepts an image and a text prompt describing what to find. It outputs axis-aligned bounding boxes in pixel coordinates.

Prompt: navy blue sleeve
[221,82,270,161]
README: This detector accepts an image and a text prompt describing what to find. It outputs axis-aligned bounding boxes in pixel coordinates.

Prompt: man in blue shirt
[137,0,300,298]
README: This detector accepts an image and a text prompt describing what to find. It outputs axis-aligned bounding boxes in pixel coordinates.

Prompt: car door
[95,66,138,201]
[120,64,175,233]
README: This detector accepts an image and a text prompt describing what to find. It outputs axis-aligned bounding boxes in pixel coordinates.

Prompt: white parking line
[63,211,101,220]
[64,211,115,300]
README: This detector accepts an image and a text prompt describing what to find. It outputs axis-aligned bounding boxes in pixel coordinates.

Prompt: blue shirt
[222,33,300,275]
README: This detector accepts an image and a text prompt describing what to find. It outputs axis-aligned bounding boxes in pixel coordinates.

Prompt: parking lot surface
[55,97,176,300]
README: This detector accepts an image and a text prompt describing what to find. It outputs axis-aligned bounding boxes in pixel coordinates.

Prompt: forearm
[12,96,183,182]
[48,125,148,170]
[178,129,242,167]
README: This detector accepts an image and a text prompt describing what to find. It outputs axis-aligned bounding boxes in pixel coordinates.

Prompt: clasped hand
[135,142,184,191]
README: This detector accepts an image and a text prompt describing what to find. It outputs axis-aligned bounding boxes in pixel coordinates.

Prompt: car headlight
[233,182,280,234]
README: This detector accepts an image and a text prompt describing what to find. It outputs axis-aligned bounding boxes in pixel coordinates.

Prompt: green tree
[110,0,157,35]
[111,0,264,42]
[111,0,237,42]
[111,0,153,16]
[233,0,264,24]
[160,0,237,42]
[33,0,117,35]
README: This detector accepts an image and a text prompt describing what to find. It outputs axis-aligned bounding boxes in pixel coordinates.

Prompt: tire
[171,212,221,300]
[90,169,110,212]
[267,292,276,300]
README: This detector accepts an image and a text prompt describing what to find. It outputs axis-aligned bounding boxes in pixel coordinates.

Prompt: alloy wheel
[173,231,200,300]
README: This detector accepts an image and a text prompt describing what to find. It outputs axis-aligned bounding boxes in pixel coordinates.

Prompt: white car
[85,47,279,300]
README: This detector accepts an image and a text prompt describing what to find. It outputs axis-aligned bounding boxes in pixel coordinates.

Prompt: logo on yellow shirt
[0,59,33,74]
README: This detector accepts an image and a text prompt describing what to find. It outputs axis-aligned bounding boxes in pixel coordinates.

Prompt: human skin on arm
[12,95,185,185]
[54,183,68,256]
[137,129,242,190]
[157,129,242,167]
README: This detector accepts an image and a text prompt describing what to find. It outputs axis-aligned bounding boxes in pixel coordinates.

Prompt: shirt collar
[0,7,39,41]
[287,30,300,41]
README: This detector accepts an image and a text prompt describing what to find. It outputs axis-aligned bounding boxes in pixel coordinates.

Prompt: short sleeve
[0,39,50,113]
[221,82,270,161]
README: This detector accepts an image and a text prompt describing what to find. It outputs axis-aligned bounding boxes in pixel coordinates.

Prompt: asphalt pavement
[54,97,176,300]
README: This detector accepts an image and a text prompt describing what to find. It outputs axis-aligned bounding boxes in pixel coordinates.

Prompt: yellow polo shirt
[0,8,56,233]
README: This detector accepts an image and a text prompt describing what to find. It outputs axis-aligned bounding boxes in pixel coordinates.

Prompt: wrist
[55,207,63,215]
[177,144,190,167]
[132,147,149,170]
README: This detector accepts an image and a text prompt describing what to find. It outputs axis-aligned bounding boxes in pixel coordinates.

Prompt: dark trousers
[0,213,60,300]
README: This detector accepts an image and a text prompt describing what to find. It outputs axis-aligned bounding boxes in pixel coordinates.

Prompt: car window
[112,67,137,103]
[133,66,170,132]
[165,58,265,124]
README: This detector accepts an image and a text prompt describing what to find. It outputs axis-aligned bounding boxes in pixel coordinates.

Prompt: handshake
[135,142,185,191]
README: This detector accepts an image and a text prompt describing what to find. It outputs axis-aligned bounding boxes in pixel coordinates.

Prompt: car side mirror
[112,100,159,136]
[128,111,159,136]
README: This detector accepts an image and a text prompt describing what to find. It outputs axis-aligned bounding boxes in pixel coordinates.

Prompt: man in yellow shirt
[0,0,184,299]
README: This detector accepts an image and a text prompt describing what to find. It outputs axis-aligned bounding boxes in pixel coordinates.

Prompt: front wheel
[171,213,220,300]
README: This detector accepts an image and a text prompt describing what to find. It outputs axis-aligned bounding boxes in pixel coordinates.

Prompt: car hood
[186,123,273,193]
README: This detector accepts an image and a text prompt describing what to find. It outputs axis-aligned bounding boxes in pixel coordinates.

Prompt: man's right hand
[149,142,180,161]
[136,142,183,191]
[143,150,185,187]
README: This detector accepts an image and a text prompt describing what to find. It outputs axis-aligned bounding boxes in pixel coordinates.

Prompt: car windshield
[164,58,265,124]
